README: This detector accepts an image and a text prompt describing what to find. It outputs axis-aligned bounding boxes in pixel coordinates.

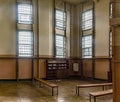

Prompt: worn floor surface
[0,79,113,102]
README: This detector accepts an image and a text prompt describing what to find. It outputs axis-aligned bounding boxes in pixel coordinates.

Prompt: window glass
[55,35,66,58]
[18,31,33,57]
[82,35,92,58]
[55,10,66,30]
[82,10,92,30]
[18,4,32,24]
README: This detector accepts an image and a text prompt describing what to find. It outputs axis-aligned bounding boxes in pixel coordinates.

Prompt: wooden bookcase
[46,59,69,79]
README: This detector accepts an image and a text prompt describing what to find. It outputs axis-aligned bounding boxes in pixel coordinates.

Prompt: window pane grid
[18,31,33,57]
[18,4,32,24]
[82,35,92,58]
[56,35,66,58]
[82,10,93,30]
[82,48,92,57]
[55,10,66,30]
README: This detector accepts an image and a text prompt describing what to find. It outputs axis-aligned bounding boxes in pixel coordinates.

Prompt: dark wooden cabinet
[46,60,69,79]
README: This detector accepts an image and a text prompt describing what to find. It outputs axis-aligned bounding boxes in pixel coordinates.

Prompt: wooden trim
[0,55,111,60]
[0,56,65,60]
[0,56,16,59]
[94,56,112,60]
[0,79,17,81]
[82,57,109,60]
[112,60,120,63]
[110,1,120,3]
[17,79,32,81]
[69,57,81,59]
[82,58,93,60]
[39,55,54,58]
[110,18,120,26]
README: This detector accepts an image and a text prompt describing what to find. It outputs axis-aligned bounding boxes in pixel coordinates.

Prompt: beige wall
[95,0,110,56]
[70,6,77,57]
[0,0,16,55]
[38,0,54,56]
[70,5,81,58]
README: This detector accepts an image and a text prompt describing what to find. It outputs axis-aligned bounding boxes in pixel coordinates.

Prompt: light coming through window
[18,31,33,57]
[82,35,92,58]
[56,35,66,58]
[18,3,32,24]
[82,10,93,30]
[55,10,66,30]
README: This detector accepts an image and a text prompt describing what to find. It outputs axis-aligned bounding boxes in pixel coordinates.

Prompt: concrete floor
[0,79,113,102]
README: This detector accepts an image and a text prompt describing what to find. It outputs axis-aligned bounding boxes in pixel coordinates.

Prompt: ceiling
[63,0,87,4]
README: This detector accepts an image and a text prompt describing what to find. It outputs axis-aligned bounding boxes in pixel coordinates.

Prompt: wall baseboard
[0,79,32,82]
[0,79,17,81]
